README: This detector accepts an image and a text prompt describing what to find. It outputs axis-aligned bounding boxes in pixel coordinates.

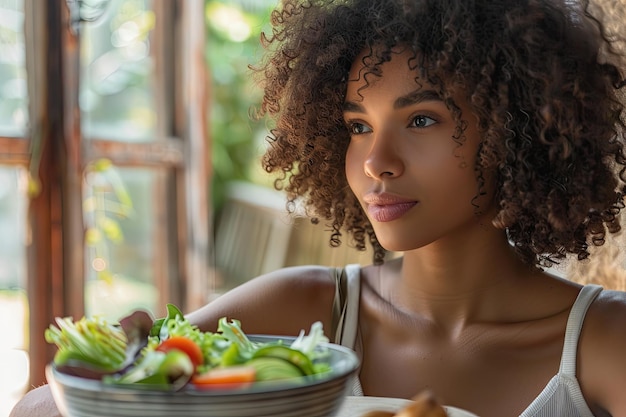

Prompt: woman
[12,0,626,416]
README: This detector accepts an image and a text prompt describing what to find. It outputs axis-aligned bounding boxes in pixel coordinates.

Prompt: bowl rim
[46,336,360,397]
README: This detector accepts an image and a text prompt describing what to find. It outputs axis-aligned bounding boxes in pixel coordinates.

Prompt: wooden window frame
[22,0,210,387]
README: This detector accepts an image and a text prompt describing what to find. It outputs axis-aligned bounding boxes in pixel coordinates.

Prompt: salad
[45,304,332,391]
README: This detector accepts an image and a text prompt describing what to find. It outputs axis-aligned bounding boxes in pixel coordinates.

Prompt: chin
[376,238,421,253]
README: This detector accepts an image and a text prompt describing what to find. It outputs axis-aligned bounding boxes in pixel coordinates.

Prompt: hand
[362,391,448,417]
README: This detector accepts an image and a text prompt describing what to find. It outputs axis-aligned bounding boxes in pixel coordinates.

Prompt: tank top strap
[559,284,603,376]
[331,264,364,396]
[331,267,345,342]
[332,264,362,347]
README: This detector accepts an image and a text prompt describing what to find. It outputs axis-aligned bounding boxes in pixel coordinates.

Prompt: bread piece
[361,391,448,417]
[395,392,447,417]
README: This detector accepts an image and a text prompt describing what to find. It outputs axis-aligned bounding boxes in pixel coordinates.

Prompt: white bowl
[46,336,360,417]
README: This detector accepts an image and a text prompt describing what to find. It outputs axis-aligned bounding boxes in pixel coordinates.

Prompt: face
[343,49,495,252]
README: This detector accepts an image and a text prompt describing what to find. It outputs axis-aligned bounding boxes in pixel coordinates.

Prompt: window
[0,2,210,410]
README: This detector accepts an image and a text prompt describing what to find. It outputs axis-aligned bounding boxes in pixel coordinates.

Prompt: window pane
[0,0,28,136]
[80,0,157,142]
[83,164,162,320]
[0,166,29,416]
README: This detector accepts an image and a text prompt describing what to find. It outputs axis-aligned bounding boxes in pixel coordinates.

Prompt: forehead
[345,47,428,100]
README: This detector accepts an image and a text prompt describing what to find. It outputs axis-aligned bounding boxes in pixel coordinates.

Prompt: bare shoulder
[579,288,626,415]
[583,288,626,345]
[185,265,339,338]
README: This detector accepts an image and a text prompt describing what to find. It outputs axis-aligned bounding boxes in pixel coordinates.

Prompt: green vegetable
[289,321,332,375]
[217,318,255,354]
[252,345,314,375]
[46,305,334,391]
[150,303,185,339]
[45,316,127,372]
[147,304,233,371]
[289,321,329,359]
[219,342,245,367]
[105,350,194,390]
[246,357,305,381]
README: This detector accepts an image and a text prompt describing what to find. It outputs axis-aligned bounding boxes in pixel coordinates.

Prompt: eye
[346,121,372,135]
[410,115,437,128]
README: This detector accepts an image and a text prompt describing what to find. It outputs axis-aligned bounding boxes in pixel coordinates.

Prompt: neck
[388,229,539,333]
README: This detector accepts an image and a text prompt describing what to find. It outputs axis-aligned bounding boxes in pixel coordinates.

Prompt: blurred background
[0,1,374,415]
[0,1,624,416]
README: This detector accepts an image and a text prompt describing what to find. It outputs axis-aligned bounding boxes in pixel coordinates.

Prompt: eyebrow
[343,89,443,113]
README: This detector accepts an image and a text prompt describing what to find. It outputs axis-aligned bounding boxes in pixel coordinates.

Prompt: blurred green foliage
[205,0,274,213]
[83,158,134,283]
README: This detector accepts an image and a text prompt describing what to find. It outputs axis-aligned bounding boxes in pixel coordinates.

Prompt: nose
[363,131,404,179]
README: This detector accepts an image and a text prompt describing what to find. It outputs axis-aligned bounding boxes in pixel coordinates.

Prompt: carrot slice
[191,366,256,390]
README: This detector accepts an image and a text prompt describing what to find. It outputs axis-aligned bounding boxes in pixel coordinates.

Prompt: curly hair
[253,0,626,268]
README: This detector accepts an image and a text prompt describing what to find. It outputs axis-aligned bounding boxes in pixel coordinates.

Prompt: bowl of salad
[45,304,360,417]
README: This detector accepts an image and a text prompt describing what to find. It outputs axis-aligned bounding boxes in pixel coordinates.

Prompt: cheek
[344,143,363,188]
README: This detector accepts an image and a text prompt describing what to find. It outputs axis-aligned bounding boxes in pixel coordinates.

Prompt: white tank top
[332,264,603,416]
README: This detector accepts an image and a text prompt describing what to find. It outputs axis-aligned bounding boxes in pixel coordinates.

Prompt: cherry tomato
[156,336,203,368]
[191,365,256,390]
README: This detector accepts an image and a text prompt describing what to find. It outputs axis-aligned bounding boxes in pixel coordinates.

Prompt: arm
[186,265,338,337]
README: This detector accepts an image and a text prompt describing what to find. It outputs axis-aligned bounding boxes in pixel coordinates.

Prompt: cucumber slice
[252,345,315,375]
[245,357,304,381]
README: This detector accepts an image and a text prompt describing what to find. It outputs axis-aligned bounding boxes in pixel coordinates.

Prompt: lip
[363,193,418,222]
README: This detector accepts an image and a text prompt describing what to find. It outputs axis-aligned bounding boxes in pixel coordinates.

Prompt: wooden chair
[213,181,293,292]
[212,181,389,296]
